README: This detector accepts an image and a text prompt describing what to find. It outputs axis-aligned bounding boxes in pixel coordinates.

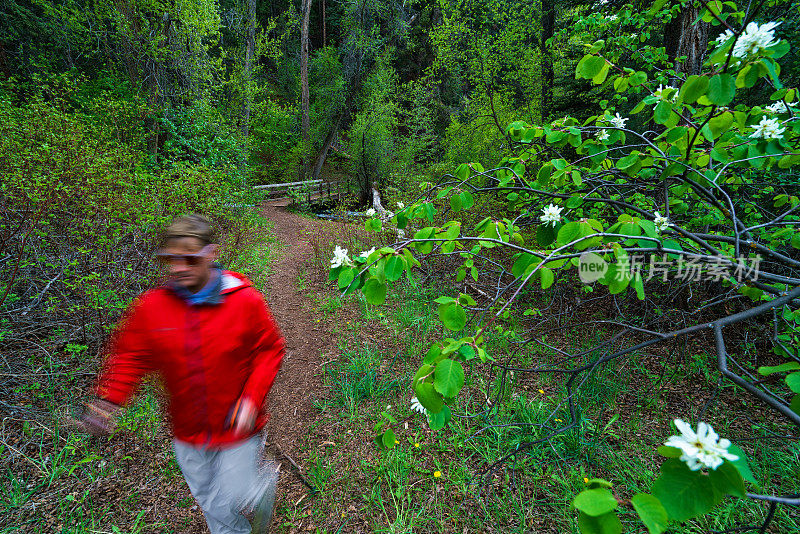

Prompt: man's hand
[226,397,257,436]
[77,399,121,436]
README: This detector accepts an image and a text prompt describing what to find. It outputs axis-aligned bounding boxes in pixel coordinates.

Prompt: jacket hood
[220,270,252,294]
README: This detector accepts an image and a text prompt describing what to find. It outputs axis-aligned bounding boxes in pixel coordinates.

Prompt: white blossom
[540,204,564,227]
[596,129,610,142]
[397,202,405,209]
[766,101,797,114]
[608,14,618,22]
[715,29,734,44]
[750,116,786,140]
[664,419,739,471]
[396,229,406,239]
[330,245,353,269]
[609,112,628,129]
[359,247,376,259]
[732,21,781,58]
[653,84,678,103]
[653,212,670,232]
[365,208,376,217]
[410,397,427,414]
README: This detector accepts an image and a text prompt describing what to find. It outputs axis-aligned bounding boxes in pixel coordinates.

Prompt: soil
[258,206,337,515]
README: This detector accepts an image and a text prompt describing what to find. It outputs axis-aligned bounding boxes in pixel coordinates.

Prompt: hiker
[79,214,284,534]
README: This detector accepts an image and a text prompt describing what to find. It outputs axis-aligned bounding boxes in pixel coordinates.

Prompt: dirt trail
[258,206,332,504]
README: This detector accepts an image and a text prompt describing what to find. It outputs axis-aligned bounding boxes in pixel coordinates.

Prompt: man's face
[159,237,217,293]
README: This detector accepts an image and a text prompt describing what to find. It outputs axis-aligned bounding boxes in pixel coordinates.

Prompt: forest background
[3,0,800,532]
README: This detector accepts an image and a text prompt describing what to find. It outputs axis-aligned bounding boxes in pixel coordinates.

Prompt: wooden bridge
[255,179,348,207]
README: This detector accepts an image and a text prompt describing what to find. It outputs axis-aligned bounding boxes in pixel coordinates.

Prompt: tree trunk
[311,56,371,179]
[241,0,257,137]
[540,0,555,121]
[300,0,312,179]
[664,6,708,76]
[322,0,326,47]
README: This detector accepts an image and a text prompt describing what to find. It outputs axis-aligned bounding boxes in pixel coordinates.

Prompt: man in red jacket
[81,214,284,533]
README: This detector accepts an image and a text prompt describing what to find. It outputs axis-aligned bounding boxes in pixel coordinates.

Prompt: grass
[296,272,800,533]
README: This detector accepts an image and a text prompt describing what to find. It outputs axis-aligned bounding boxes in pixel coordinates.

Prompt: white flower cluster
[727,22,780,58]
[750,116,786,140]
[540,204,564,226]
[653,84,678,103]
[653,212,670,232]
[397,202,405,209]
[359,247,376,259]
[608,112,628,129]
[664,419,739,471]
[365,208,377,217]
[410,396,427,414]
[766,101,797,114]
[330,245,353,269]
[596,129,610,142]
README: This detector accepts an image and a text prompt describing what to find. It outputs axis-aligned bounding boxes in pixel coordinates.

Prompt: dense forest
[3,0,800,532]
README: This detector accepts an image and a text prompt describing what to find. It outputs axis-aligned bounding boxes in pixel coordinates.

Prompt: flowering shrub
[330,1,800,531]
[572,419,753,533]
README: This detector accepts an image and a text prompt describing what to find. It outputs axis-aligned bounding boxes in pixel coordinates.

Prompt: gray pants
[173,435,276,534]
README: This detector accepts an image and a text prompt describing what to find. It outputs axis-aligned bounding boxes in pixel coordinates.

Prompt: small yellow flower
[555,418,563,422]
[414,443,420,448]
[434,471,442,478]
[584,477,589,484]
[394,440,399,444]
[538,389,545,394]
[341,511,346,518]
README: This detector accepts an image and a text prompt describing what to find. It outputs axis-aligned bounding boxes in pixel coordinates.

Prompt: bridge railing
[254,179,347,206]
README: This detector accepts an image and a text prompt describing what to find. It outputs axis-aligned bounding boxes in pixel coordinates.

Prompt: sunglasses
[155,244,212,266]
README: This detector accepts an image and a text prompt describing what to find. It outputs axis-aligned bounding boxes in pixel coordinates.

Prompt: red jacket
[95,271,284,447]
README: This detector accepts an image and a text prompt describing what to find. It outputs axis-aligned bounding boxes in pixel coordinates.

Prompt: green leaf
[537,224,556,247]
[654,101,672,124]
[362,278,386,305]
[577,511,622,534]
[414,380,443,413]
[709,113,733,138]
[423,345,442,365]
[579,55,607,80]
[540,267,554,289]
[382,427,396,449]
[786,372,800,393]
[338,268,356,290]
[385,255,404,282]
[573,489,618,517]
[438,302,467,331]
[652,459,717,522]
[427,404,451,430]
[512,253,540,278]
[450,194,463,212]
[708,74,736,105]
[460,191,475,209]
[455,163,470,181]
[757,362,800,375]
[558,221,582,246]
[585,479,613,489]
[631,494,668,534]
[708,460,745,498]
[434,359,465,398]
[680,75,709,104]
[657,446,682,458]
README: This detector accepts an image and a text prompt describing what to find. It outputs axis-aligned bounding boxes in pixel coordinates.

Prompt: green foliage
[328,1,800,531]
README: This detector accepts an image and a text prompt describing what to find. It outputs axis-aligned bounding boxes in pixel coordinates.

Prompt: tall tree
[241,0,257,136]
[664,4,709,76]
[300,0,312,178]
[541,0,555,118]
